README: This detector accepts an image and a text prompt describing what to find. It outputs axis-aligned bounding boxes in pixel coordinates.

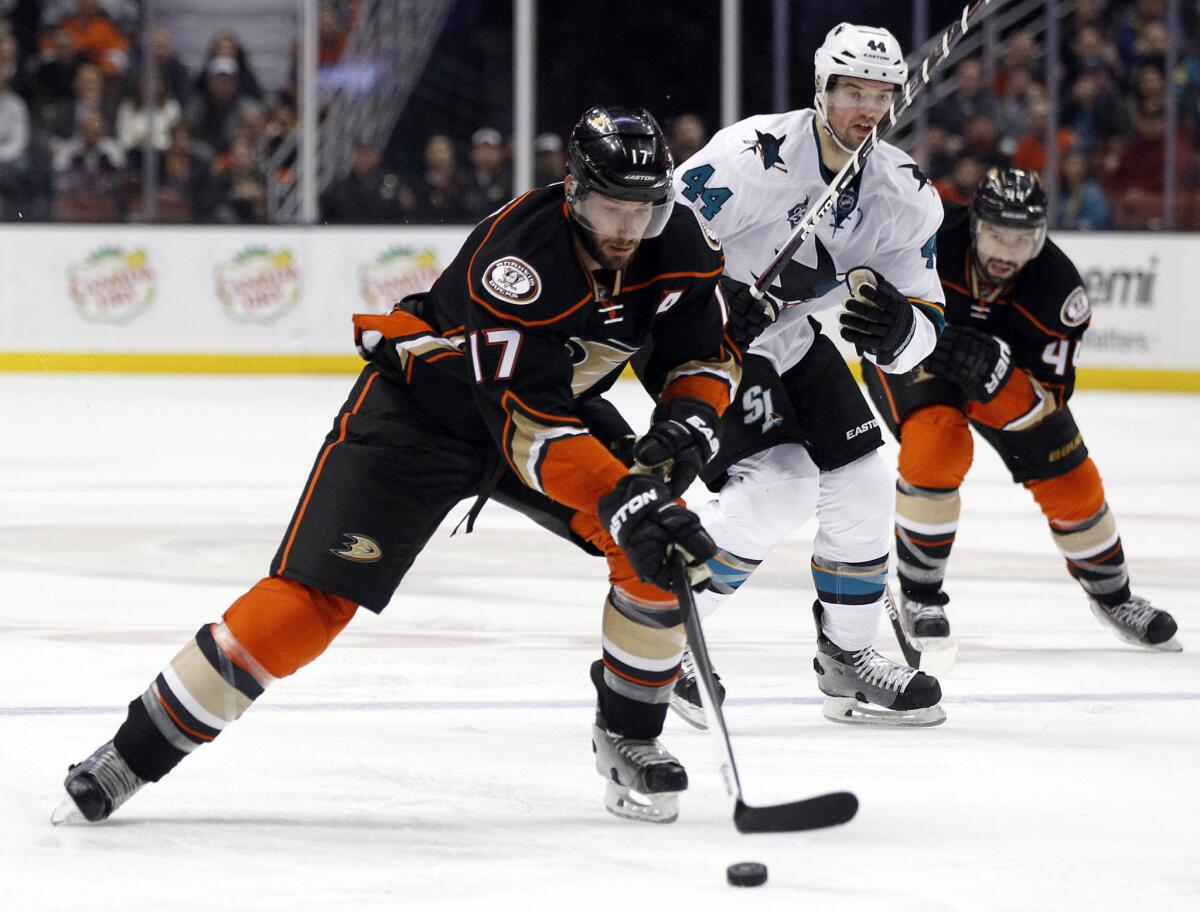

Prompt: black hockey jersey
[352,185,740,515]
[937,203,1091,405]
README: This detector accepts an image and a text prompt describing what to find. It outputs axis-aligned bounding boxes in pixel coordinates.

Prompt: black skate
[668,646,726,731]
[51,740,146,825]
[592,711,687,824]
[898,588,952,648]
[813,603,946,727]
[1088,595,1182,652]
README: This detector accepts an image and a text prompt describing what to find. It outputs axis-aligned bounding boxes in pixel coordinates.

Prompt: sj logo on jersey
[484,257,542,305]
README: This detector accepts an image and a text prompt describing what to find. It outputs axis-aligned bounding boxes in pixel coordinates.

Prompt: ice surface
[1,373,1198,911]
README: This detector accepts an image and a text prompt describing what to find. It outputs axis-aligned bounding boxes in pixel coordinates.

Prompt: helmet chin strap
[814,91,860,157]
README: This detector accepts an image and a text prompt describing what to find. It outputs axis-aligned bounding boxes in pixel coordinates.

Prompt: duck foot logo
[331,534,382,562]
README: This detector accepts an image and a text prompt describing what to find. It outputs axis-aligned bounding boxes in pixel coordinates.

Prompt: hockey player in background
[53,106,743,827]
[864,167,1180,651]
[665,22,949,727]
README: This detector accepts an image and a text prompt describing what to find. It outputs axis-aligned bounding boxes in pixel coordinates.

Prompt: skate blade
[918,641,959,677]
[603,782,680,824]
[50,795,86,826]
[821,696,947,728]
[668,695,709,731]
[1088,603,1184,652]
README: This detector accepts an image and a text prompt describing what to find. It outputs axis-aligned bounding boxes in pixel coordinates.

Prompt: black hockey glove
[837,267,917,366]
[598,474,717,591]
[924,324,1014,404]
[632,398,720,498]
[720,275,780,349]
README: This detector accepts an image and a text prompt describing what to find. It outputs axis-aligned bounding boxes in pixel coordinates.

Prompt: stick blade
[733,791,858,833]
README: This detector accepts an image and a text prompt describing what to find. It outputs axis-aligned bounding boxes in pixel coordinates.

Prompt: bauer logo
[215,246,301,324]
[483,256,541,305]
[358,246,441,314]
[67,246,155,324]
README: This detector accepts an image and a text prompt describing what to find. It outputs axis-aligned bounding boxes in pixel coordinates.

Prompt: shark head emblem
[330,534,382,563]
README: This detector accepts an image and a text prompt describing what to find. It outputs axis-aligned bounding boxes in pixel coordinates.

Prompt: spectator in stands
[533,131,566,185]
[188,55,248,155]
[994,68,1040,157]
[156,120,212,221]
[44,61,114,140]
[41,0,127,77]
[1064,25,1121,89]
[667,113,706,164]
[321,135,401,224]
[0,58,30,219]
[1128,17,1168,74]
[992,32,1038,97]
[933,153,985,206]
[961,112,1007,171]
[915,122,957,182]
[33,27,80,110]
[1065,70,1130,154]
[115,68,182,158]
[41,0,137,32]
[1057,148,1112,229]
[932,56,997,137]
[1109,99,1196,228]
[1010,98,1075,174]
[461,126,510,219]
[51,107,125,220]
[0,26,33,103]
[1113,0,1166,73]
[149,27,191,106]
[410,132,467,222]
[1128,64,1166,122]
[209,133,266,224]
[194,31,263,103]
[318,0,349,67]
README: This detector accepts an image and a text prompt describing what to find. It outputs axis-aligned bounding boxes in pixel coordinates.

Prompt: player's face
[824,77,896,149]
[572,190,656,269]
[974,222,1041,282]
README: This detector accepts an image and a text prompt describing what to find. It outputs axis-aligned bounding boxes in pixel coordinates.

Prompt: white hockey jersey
[674,108,944,375]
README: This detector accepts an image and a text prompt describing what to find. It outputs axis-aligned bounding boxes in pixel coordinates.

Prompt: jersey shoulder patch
[481,256,542,305]
[1060,285,1091,327]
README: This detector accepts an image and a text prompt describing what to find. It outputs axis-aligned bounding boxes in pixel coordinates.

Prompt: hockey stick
[668,552,858,833]
[751,0,1005,299]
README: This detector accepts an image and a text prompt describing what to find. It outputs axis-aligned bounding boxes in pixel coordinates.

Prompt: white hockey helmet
[814,23,908,126]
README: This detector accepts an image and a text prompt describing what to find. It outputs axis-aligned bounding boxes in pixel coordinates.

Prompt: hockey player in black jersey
[864,167,1180,651]
[53,106,742,827]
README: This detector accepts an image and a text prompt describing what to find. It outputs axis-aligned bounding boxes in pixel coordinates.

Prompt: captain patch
[1060,286,1091,327]
[484,257,541,305]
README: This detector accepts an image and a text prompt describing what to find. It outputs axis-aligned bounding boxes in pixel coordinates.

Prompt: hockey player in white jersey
[659,23,947,726]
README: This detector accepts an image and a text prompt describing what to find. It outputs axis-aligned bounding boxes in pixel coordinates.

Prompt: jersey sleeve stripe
[1010,299,1070,340]
[908,296,946,333]
[621,264,724,293]
[660,373,737,415]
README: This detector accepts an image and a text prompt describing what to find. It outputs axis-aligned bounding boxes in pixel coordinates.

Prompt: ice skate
[898,588,952,650]
[51,740,146,825]
[592,711,687,824]
[813,603,946,727]
[1088,595,1181,652]
[668,646,725,731]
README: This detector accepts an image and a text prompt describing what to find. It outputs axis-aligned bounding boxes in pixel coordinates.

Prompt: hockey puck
[726,861,768,887]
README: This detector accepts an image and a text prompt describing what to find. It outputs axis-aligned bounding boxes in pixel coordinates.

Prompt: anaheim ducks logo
[1060,286,1091,327]
[483,256,542,305]
[330,533,382,563]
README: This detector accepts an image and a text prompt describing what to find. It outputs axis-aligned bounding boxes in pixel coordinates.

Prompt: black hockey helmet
[566,106,675,239]
[971,166,1048,256]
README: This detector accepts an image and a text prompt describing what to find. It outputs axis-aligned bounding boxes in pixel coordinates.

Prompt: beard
[576,223,639,271]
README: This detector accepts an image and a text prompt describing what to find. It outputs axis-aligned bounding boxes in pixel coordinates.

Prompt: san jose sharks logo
[899,163,932,192]
[756,236,840,303]
[742,130,787,172]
